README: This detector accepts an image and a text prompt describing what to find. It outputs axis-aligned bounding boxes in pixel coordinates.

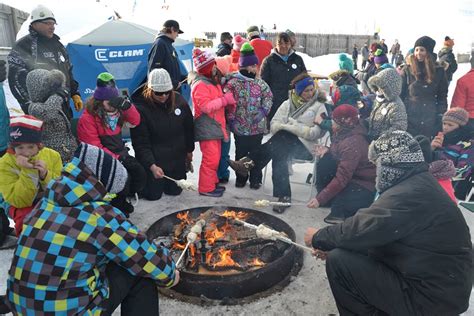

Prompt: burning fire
[221,210,249,220]
[177,211,192,225]
[172,240,186,250]
[189,244,197,267]
[206,248,240,268]
[205,223,225,245]
[250,258,265,267]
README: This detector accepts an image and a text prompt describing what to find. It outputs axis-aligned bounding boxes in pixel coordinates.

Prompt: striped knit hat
[192,48,216,76]
[442,108,469,126]
[9,115,43,145]
[74,143,127,194]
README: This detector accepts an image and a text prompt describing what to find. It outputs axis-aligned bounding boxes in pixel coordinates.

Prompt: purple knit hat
[239,42,259,68]
[93,72,120,101]
[374,53,389,65]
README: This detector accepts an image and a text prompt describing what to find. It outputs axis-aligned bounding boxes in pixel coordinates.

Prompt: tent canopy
[66,19,194,118]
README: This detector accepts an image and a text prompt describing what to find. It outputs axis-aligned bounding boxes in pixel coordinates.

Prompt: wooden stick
[233,218,313,252]
[163,175,178,183]
[175,241,191,267]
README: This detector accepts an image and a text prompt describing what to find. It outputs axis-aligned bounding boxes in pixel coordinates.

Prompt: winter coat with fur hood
[270,90,327,155]
[27,69,78,162]
[367,68,407,141]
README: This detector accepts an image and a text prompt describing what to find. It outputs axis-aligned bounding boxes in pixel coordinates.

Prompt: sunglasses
[154,91,171,96]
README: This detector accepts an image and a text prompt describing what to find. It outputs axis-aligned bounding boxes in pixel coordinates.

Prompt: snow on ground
[0,57,472,315]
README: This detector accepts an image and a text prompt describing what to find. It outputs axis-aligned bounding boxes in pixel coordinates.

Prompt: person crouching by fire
[4,143,179,315]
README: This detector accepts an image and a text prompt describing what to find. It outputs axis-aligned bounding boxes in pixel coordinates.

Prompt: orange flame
[172,240,186,250]
[177,211,192,225]
[221,210,249,220]
[189,244,196,267]
[205,223,225,245]
[215,248,240,268]
[250,257,265,267]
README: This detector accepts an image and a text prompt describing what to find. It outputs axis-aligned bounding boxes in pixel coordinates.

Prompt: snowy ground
[0,62,472,315]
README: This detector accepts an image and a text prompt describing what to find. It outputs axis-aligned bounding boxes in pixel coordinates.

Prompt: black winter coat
[438,47,458,82]
[313,169,472,315]
[216,43,232,57]
[7,27,79,118]
[260,51,306,112]
[147,34,184,90]
[400,63,448,138]
[130,93,194,173]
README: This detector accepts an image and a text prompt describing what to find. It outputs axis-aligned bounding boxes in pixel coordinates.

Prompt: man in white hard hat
[7,4,83,119]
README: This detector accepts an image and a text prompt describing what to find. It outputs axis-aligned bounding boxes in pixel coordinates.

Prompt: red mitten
[223,92,236,105]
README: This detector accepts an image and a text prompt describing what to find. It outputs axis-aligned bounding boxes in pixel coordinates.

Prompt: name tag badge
[59,54,66,62]
[291,64,297,69]
[381,108,388,115]
[175,108,181,116]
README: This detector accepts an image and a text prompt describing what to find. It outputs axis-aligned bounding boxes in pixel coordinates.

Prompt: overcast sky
[4,0,473,52]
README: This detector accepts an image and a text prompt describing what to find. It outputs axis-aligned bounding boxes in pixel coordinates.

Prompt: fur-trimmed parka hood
[368,67,402,101]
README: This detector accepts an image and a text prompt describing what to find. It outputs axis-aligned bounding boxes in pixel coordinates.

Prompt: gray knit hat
[147,68,173,92]
[74,143,128,194]
[369,130,425,166]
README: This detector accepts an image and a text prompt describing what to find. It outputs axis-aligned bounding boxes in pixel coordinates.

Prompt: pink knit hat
[233,35,248,51]
[193,48,216,76]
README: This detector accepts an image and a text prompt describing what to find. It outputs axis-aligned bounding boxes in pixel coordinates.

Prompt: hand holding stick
[254,199,306,208]
[163,175,197,191]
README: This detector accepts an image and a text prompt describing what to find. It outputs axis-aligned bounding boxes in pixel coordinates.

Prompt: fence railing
[206,32,373,57]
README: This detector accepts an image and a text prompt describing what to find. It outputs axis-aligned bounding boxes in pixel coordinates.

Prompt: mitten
[233,35,247,51]
[109,96,132,111]
[72,94,83,111]
[223,92,236,105]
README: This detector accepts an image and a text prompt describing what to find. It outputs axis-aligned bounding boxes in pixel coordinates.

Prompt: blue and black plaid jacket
[7,157,176,315]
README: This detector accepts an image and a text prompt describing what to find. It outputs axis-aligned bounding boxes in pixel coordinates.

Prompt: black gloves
[109,96,132,111]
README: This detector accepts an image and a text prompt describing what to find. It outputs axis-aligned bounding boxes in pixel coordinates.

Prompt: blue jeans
[217,139,231,180]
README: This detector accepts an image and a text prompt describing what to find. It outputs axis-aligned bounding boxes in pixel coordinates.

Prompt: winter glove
[0,60,6,83]
[109,96,132,111]
[72,94,83,111]
[223,92,236,106]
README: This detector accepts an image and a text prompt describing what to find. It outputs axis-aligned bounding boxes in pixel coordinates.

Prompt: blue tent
[66,19,194,118]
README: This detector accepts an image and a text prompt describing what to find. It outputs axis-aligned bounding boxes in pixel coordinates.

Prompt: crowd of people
[0,4,472,315]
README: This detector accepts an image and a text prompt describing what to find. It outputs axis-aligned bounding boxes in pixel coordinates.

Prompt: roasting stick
[232,218,314,252]
[162,175,197,191]
[175,219,206,267]
[254,199,307,207]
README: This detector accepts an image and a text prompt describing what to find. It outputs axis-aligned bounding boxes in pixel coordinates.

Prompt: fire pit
[146,206,303,303]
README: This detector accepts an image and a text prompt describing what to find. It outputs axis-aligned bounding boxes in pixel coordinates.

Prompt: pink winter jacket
[191,76,234,141]
[77,105,140,159]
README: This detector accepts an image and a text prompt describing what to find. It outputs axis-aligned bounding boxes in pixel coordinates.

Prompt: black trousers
[326,249,415,316]
[141,162,185,201]
[234,134,264,185]
[120,156,147,196]
[249,130,312,198]
[104,262,159,316]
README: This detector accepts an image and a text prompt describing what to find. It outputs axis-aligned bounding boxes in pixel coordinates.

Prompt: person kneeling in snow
[4,143,179,315]
[308,105,376,224]
[304,131,472,315]
[77,73,146,216]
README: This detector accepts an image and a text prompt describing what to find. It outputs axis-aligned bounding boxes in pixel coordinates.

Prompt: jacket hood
[45,157,107,207]
[26,69,65,102]
[328,69,360,86]
[368,67,402,101]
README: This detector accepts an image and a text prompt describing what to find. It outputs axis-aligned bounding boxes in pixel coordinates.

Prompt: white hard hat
[30,5,56,23]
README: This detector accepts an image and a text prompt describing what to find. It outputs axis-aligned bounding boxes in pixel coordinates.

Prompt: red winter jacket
[250,38,273,69]
[191,76,233,141]
[77,105,140,159]
[451,69,474,118]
